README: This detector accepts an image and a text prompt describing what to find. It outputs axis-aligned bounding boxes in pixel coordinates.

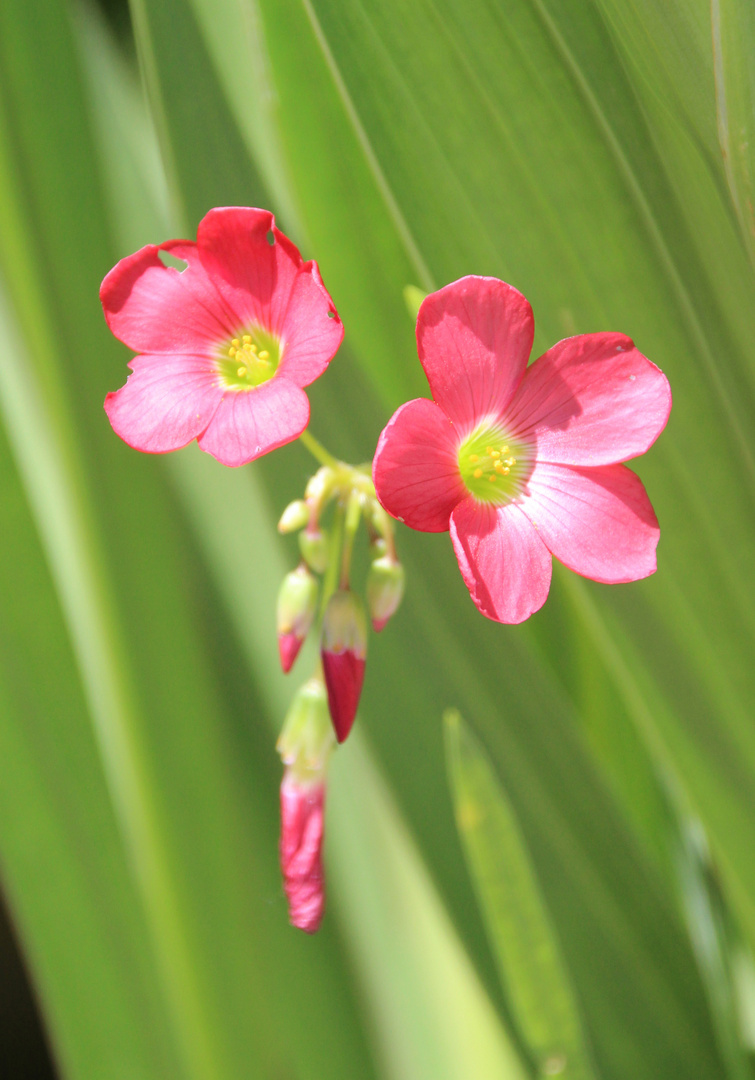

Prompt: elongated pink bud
[276,565,318,673]
[280,774,325,933]
[321,589,368,743]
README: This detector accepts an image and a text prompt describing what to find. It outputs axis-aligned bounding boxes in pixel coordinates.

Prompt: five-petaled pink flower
[101,207,343,467]
[373,277,672,624]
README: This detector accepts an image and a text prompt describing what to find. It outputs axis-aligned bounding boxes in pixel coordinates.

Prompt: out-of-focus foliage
[0,0,754,1078]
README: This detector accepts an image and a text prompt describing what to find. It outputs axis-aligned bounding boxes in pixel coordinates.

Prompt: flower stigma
[457,423,529,503]
[217,328,282,390]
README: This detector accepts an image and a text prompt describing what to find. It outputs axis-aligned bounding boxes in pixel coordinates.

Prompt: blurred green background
[1,0,754,1077]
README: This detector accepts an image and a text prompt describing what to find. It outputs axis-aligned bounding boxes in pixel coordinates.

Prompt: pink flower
[280,773,326,934]
[101,207,343,467]
[373,277,672,624]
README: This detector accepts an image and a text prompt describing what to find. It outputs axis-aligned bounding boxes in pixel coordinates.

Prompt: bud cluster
[276,452,405,934]
[276,460,404,744]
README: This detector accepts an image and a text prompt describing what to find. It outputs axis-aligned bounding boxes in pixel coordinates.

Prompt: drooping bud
[276,678,334,775]
[276,565,318,673]
[321,589,368,743]
[299,527,330,574]
[277,678,334,934]
[279,775,326,933]
[366,556,405,632]
[278,499,309,534]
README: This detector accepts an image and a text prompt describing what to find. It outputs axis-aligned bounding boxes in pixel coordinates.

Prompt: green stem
[300,428,337,467]
[321,501,345,616]
[340,491,363,590]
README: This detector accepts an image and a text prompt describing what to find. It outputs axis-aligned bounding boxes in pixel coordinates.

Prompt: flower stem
[299,428,337,468]
[340,490,363,590]
[321,501,345,617]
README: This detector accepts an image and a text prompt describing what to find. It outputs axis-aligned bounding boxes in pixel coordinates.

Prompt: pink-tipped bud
[280,774,326,933]
[321,589,368,743]
[277,679,333,933]
[299,527,330,574]
[276,565,318,673]
[366,555,405,632]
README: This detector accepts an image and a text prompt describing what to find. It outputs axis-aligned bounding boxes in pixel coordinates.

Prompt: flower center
[457,423,529,503]
[216,328,282,390]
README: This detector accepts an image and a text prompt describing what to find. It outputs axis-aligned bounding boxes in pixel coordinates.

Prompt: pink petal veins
[450,497,552,623]
[506,332,672,466]
[417,276,533,431]
[373,398,466,532]
[521,461,660,583]
[198,377,310,468]
[104,353,224,454]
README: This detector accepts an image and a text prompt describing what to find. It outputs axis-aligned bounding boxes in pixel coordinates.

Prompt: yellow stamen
[242,335,252,344]
[229,346,237,357]
[237,366,247,377]
[491,450,501,458]
[501,445,509,453]
[473,468,483,479]
[469,454,479,464]
[485,446,494,455]
[501,466,510,475]
[488,475,497,482]
[258,350,269,361]
[231,338,240,348]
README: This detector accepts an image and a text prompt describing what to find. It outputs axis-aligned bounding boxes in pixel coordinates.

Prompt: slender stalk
[321,501,345,616]
[300,428,337,467]
[340,491,363,590]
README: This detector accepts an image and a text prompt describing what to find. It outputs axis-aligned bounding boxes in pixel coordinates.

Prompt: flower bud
[299,527,330,574]
[321,589,368,743]
[276,565,318,673]
[305,466,335,504]
[278,499,309,534]
[366,556,405,632]
[280,773,326,934]
[277,678,333,934]
[276,678,334,776]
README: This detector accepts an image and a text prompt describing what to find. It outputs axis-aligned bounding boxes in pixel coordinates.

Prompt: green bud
[299,527,330,574]
[276,678,334,781]
[366,556,405,632]
[278,499,309,534]
[277,565,318,673]
[305,466,335,504]
[321,589,368,657]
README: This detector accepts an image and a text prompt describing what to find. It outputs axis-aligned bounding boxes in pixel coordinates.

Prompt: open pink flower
[101,207,343,467]
[373,276,672,624]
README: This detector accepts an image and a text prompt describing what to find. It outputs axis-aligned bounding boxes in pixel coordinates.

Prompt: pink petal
[450,497,552,623]
[280,776,326,934]
[101,241,238,354]
[416,276,534,431]
[197,208,343,387]
[198,376,310,467]
[104,354,224,453]
[521,461,659,583]
[506,333,672,466]
[373,398,466,532]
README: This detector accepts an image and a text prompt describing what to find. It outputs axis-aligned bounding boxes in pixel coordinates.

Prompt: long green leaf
[445,710,598,1080]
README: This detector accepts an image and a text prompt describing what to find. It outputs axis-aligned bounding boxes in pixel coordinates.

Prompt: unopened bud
[366,556,405,632]
[321,589,368,743]
[299,527,330,574]
[277,565,318,673]
[305,466,335,504]
[278,499,309,534]
[277,678,334,934]
[276,678,334,777]
[280,773,326,934]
